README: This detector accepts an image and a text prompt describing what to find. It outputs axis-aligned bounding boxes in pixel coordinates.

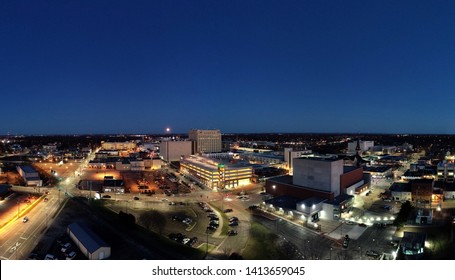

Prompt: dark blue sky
[1,0,454,135]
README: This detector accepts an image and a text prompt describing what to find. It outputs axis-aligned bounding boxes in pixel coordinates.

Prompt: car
[224,208,233,213]
[102,195,111,199]
[22,216,29,223]
[66,251,76,260]
[44,254,57,260]
[383,198,392,202]
[133,196,140,200]
[358,223,367,227]
[206,226,217,233]
[169,201,176,205]
[229,221,239,226]
[229,217,239,222]
[187,237,198,247]
[227,230,238,236]
[182,218,192,225]
[365,250,380,258]
[61,242,71,253]
[44,197,49,202]
[383,205,392,210]
[365,191,371,196]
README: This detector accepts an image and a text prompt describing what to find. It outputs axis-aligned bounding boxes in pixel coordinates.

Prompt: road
[0,193,60,260]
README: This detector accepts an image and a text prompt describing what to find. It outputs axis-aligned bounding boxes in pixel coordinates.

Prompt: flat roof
[363,165,393,173]
[294,157,340,162]
[267,175,334,194]
[298,196,326,207]
[265,195,301,210]
[324,193,354,206]
[390,182,411,192]
[19,165,37,173]
[68,223,109,254]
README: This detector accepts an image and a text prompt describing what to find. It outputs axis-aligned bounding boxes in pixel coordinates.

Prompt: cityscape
[1,0,455,267]
[1,132,455,260]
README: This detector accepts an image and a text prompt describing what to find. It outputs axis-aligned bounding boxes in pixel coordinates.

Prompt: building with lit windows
[180,155,252,189]
[265,157,366,221]
[101,141,137,151]
[188,129,222,153]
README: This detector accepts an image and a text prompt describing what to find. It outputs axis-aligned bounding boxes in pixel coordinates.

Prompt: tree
[393,201,414,227]
[138,210,167,234]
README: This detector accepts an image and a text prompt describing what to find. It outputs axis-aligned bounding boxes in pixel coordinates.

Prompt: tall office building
[188,129,222,153]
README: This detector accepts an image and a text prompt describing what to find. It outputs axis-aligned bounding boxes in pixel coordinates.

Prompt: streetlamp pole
[330,247,332,260]
[358,246,362,260]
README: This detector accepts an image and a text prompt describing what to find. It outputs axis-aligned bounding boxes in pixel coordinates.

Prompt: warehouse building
[67,222,111,260]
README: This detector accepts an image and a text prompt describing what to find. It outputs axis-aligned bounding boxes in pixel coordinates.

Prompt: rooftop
[67,222,110,254]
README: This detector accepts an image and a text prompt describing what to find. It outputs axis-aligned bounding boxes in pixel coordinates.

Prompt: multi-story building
[347,140,374,154]
[101,141,137,151]
[437,161,455,182]
[159,140,192,162]
[265,157,365,221]
[410,179,434,204]
[188,129,222,153]
[180,155,252,189]
[284,148,313,174]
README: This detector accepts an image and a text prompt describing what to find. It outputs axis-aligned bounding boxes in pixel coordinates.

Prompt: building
[159,140,192,162]
[101,141,137,151]
[400,232,426,258]
[410,179,434,204]
[389,182,412,202]
[283,148,313,175]
[16,165,42,187]
[180,155,252,189]
[437,161,455,182]
[347,140,374,154]
[102,177,125,193]
[265,157,364,221]
[363,165,393,179]
[188,129,222,153]
[67,223,111,260]
[293,157,344,197]
[0,184,12,200]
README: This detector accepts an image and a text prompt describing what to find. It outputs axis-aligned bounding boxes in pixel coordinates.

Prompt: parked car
[224,208,233,213]
[383,198,392,202]
[133,196,140,200]
[44,254,57,260]
[365,250,380,258]
[66,251,76,260]
[229,221,239,226]
[22,216,29,223]
[61,242,71,253]
[102,195,111,199]
[227,230,238,236]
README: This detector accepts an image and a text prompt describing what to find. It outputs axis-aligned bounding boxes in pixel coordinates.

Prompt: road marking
[20,237,27,240]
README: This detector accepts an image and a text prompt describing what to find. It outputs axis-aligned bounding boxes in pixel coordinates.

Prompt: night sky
[1,0,455,135]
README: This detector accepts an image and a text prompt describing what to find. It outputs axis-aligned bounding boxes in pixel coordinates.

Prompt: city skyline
[1,1,455,135]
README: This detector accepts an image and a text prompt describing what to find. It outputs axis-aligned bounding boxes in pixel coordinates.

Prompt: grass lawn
[242,222,288,260]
